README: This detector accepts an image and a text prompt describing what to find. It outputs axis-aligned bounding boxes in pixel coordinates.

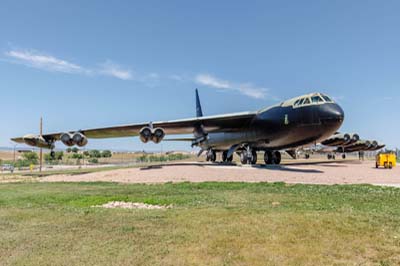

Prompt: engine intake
[60,133,74,147]
[151,128,165,144]
[139,127,152,143]
[73,132,88,147]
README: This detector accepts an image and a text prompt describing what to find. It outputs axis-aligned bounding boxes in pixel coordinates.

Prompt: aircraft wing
[13,111,257,143]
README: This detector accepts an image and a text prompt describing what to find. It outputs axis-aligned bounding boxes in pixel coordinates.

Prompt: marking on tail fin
[195,89,203,117]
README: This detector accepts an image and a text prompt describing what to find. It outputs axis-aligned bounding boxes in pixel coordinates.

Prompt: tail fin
[195,89,203,117]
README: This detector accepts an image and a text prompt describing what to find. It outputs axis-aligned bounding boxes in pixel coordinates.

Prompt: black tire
[389,163,393,169]
[222,151,228,162]
[251,151,257,165]
[273,151,281,165]
[50,151,56,159]
[264,151,273,165]
[342,154,346,159]
[210,151,217,162]
[227,155,233,163]
[384,162,388,169]
[327,154,331,160]
[332,155,336,160]
[376,163,379,169]
[305,154,310,159]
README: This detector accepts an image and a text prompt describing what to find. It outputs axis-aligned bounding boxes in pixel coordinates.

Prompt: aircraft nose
[319,103,344,124]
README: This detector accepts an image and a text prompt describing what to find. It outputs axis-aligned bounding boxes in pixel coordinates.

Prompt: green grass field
[1,182,400,265]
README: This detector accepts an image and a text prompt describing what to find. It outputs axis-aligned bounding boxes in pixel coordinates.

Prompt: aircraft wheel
[206,150,216,162]
[332,155,336,160]
[251,151,257,165]
[210,150,217,162]
[342,154,346,159]
[305,154,310,159]
[273,151,281,165]
[264,151,273,165]
[227,155,233,163]
[50,151,56,159]
[240,152,248,164]
[222,151,228,162]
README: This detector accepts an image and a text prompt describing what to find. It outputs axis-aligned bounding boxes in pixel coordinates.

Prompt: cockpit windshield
[291,93,334,108]
[320,94,333,102]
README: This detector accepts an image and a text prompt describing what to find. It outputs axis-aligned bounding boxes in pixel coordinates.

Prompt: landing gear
[273,151,281,164]
[264,151,273,164]
[222,151,233,163]
[342,154,346,159]
[240,148,257,165]
[327,154,336,160]
[305,154,310,159]
[50,150,56,160]
[264,151,281,165]
[206,149,216,162]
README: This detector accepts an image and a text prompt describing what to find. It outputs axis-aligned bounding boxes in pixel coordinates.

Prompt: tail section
[195,89,203,117]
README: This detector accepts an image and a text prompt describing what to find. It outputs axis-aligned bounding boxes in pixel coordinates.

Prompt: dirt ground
[42,159,400,187]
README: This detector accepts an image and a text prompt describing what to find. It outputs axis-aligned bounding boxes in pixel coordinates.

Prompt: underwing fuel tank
[22,134,54,149]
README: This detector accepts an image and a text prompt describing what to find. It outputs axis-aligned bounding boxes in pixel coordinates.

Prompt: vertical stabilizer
[195,89,203,117]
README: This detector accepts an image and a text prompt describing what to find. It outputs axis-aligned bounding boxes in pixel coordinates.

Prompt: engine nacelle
[139,127,152,143]
[73,132,88,147]
[139,127,165,144]
[322,133,351,146]
[151,128,165,144]
[60,133,75,147]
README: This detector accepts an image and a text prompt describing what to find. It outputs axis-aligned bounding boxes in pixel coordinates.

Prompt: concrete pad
[41,160,400,187]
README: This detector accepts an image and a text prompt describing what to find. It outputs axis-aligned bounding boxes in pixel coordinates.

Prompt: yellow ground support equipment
[376,152,396,169]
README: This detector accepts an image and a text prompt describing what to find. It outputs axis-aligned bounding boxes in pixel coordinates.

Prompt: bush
[71,153,84,159]
[89,150,101,158]
[88,158,99,164]
[101,150,112,158]
[22,152,38,165]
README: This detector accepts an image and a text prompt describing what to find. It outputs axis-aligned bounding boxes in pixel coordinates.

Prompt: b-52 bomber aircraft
[12,90,345,165]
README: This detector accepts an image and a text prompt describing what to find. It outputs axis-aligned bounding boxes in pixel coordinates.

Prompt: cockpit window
[311,95,323,103]
[321,94,333,102]
[303,98,310,104]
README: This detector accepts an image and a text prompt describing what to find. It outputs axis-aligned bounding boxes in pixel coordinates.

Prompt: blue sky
[1,0,399,151]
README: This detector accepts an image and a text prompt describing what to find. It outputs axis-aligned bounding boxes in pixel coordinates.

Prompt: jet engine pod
[139,127,152,143]
[151,128,165,144]
[322,133,351,146]
[73,132,88,147]
[60,133,75,147]
[346,133,360,145]
[369,140,378,150]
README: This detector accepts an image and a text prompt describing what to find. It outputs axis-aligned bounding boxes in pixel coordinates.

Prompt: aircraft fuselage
[202,102,344,152]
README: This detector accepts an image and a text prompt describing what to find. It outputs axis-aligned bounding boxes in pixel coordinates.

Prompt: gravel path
[42,160,400,187]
